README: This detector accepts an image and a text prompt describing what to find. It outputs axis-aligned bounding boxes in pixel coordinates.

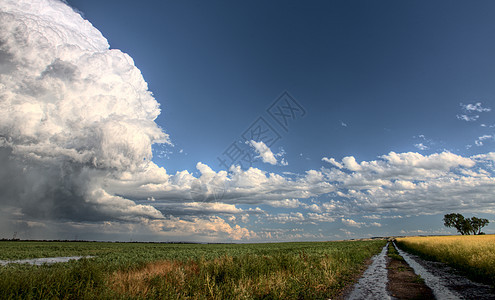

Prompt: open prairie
[396,235,495,285]
[0,240,385,299]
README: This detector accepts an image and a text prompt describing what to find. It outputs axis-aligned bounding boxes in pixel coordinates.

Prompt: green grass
[387,242,404,262]
[0,240,386,299]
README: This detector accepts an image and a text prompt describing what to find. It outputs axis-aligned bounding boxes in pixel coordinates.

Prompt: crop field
[396,235,495,286]
[0,239,385,299]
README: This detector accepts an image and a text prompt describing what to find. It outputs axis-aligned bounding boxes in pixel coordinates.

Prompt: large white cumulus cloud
[0,0,167,223]
[0,0,168,170]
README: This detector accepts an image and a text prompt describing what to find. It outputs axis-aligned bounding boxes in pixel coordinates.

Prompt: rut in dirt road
[347,242,495,300]
[394,242,495,300]
[347,242,391,300]
[393,242,460,300]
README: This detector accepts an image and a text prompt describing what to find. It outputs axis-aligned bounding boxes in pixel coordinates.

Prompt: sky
[0,0,494,242]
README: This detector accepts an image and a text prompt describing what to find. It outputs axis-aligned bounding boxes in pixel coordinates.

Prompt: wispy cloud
[341,218,364,228]
[414,143,428,150]
[475,135,493,146]
[457,114,479,121]
[248,140,278,165]
[413,134,434,151]
[457,102,491,122]
[268,199,303,208]
[461,102,491,112]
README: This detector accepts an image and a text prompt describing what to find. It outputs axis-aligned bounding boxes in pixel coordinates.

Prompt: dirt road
[346,242,495,300]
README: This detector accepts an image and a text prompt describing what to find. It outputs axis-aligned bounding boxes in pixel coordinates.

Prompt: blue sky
[70,0,495,170]
[1,0,494,241]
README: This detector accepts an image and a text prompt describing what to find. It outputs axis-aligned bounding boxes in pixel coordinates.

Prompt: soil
[387,254,435,300]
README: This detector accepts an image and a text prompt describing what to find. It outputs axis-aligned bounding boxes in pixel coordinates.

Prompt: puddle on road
[394,242,495,300]
[347,242,494,300]
[0,256,93,266]
[393,242,460,300]
[347,242,391,300]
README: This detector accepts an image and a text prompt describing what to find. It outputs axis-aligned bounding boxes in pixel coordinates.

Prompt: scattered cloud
[318,151,495,216]
[154,216,257,241]
[268,199,303,208]
[414,143,428,150]
[248,140,278,165]
[461,102,491,112]
[266,212,305,224]
[339,228,354,236]
[247,140,287,166]
[475,135,493,147]
[457,102,491,122]
[307,213,335,223]
[341,218,364,228]
[266,212,336,224]
[362,215,381,220]
[413,134,434,151]
[457,114,479,122]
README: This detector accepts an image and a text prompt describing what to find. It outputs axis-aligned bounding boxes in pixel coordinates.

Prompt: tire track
[394,242,495,300]
[347,242,391,300]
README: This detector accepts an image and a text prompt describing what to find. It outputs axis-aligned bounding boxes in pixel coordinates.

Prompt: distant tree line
[443,213,489,235]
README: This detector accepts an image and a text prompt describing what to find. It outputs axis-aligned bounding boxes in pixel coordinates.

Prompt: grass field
[0,239,385,299]
[396,235,495,286]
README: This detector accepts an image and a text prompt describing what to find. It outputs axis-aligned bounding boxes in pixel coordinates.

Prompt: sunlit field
[0,240,385,299]
[396,235,495,285]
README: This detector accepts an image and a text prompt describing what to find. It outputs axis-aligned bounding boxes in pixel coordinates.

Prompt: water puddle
[394,242,495,300]
[393,242,460,299]
[347,242,391,300]
[0,256,93,266]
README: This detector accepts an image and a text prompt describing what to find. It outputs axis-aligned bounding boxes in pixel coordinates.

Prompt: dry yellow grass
[110,260,189,297]
[396,235,495,285]
[108,252,364,299]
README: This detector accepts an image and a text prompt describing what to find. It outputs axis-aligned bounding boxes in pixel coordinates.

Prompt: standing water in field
[347,242,391,300]
[0,256,92,266]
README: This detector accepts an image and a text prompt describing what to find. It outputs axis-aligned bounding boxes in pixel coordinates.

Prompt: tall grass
[396,235,495,286]
[0,240,385,299]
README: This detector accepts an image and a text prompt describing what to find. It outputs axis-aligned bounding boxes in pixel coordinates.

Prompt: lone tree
[443,213,489,235]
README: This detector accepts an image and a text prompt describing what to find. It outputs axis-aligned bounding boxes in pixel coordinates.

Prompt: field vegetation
[0,239,385,299]
[396,235,495,286]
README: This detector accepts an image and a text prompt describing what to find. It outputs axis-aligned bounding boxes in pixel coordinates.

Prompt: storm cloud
[0,0,167,223]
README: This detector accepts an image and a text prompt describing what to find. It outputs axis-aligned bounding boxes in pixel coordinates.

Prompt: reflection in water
[347,242,391,300]
[394,242,460,299]
[395,242,495,300]
[0,256,93,266]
